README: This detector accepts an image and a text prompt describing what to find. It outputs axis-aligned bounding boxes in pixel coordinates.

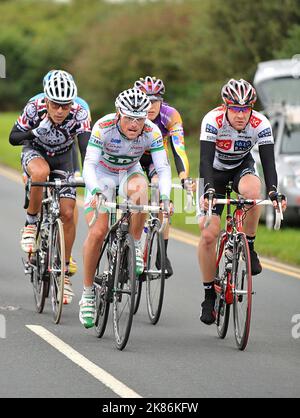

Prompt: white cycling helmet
[221,78,257,106]
[115,88,151,118]
[134,76,165,100]
[44,70,77,104]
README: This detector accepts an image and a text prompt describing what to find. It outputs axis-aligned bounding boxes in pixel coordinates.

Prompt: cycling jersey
[200,106,278,193]
[11,96,91,156]
[200,106,274,170]
[142,102,189,177]
[83,113,172,199]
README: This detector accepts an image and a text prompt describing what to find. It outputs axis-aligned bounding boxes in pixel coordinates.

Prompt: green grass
[0,112,21,171]
[1,112,299,267]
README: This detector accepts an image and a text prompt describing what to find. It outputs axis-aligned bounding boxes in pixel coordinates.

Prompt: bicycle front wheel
[113,234,136,350]
[49,218,65,324]
[145,222,165,325]
[215,231,230,339]
[233,233,252,351]
[95,236,111,338]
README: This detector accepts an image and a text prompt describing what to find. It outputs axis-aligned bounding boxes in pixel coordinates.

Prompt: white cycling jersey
[200,106,274,170]
[83,113,171,199]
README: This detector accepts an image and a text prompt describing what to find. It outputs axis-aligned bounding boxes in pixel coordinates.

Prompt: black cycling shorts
[204,155,260,217]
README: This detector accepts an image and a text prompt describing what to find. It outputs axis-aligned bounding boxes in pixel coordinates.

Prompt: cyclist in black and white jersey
[9,70,91,304]
[198,79,287,325]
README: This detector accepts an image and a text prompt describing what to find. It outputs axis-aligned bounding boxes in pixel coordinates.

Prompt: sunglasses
[227,105,252,113]
[49,101,73,110]
[122,115,146,124]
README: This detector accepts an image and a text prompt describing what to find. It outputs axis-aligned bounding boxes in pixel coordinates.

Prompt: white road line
[26,325,142,399]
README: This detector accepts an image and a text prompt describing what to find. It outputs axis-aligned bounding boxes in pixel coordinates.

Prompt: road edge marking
[26,325,142,398]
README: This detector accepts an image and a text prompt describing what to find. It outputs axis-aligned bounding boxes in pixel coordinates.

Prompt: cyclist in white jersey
[198,79,287,325]
[80,88,172,329]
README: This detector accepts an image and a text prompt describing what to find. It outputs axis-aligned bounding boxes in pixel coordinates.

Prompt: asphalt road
[0,169,300,398]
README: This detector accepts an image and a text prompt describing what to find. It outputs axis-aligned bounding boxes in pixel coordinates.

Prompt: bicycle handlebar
[30,178,86,188]
[204,197,283,230]
[89,197,161,227]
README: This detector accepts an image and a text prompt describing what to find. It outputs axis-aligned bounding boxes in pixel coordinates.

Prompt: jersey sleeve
[82,120,104,195]
[167,109,190,176]
[150,126,172,199]
[199,112,219,143]
[74,106,91,136]
[16,101,39,132]
[256,116,274,146]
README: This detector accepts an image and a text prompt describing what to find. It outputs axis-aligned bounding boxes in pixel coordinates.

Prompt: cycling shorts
[21,145,76,200]
[200,155,261,217]
[84,163,147,214]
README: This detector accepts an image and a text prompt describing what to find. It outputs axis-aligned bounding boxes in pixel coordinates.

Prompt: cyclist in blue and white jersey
[80,88,172,329]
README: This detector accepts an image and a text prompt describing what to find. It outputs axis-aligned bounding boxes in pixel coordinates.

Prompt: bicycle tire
[146,222,165,325]
[215,231,230,339]
[113,233,136,350]
[49,218,65,324]
[133,276,143,315]
[31,237,48,314]
[232,233,252,351]
[95,236,111,338]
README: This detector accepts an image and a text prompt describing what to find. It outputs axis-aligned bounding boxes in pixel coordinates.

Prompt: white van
[253,59,300,227]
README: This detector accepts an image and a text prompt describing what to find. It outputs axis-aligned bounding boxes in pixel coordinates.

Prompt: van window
[259,77,300,106]
[281,125,300,154]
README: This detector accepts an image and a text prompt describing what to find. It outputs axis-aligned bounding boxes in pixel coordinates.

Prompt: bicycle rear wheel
[49,218,65,324]
[215,231,230,339]
[146,222,165,325]
[113,234,136,350]
[95,236,111,338]
[233,233,252,351]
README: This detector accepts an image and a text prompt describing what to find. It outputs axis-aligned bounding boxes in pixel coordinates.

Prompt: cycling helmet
[134,76,165,99]
[221,78,257,106]
[44,70,77,104]
[115,88,151,118]
[43,69,74,89]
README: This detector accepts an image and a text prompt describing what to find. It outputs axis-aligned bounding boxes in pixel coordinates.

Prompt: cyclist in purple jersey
[134,76,193,277]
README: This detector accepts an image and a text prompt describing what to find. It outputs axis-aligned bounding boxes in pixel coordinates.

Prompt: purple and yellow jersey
[152,102,189,176]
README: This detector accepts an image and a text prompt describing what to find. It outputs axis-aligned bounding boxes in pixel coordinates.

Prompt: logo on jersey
[25,102,38,119]
[250,115,262,128]
[216,139,232,151]
[258,127,272,138]
[205,124,218,135]
[215,114,224,129]
[234,140,252,151]
[75,107,88,122]
[111,138,121,144]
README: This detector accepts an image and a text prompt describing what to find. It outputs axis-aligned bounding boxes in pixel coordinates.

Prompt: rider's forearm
[258,143,278,193]
[82,145,102,195]
[151,149,172,199]
[9,125,35,145]
[199,140,216,191]
[77,131,90,167]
